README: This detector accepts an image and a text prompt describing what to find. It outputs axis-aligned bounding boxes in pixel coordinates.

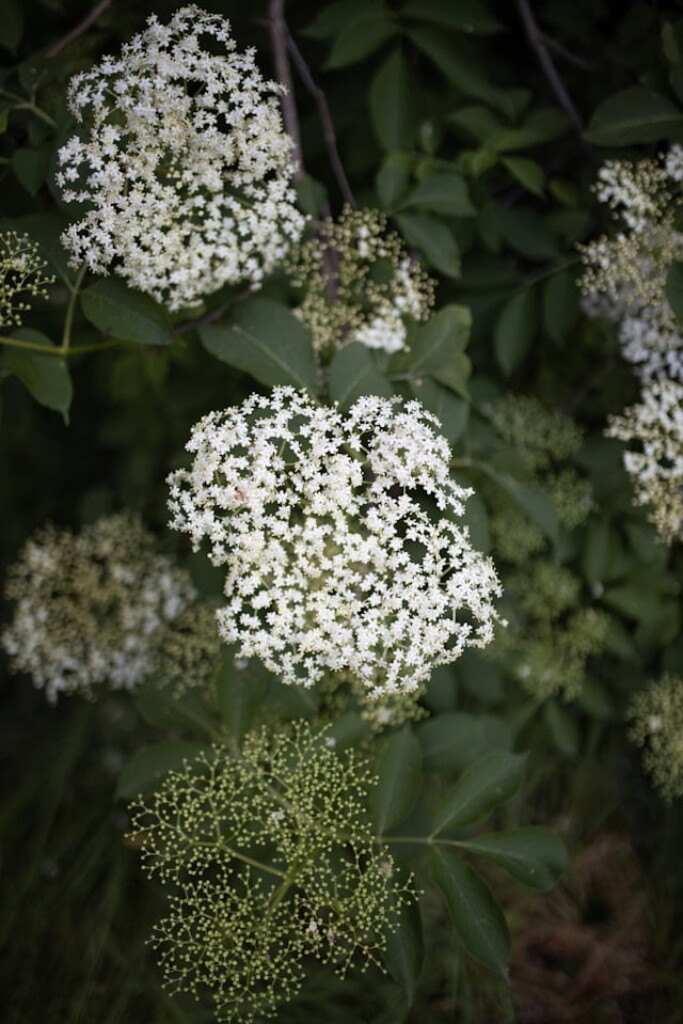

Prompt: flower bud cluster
[285,207,435,354]
[56,6,306,311]
[2,513,196,701]
[0,231,54,328]
[168,387,502,702]
[487,395,591,563]
[129,722,406,1021]
[628,674,683,800]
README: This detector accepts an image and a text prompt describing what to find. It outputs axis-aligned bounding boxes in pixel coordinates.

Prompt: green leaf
[666,260,683,321]
[494,288,538,375]
[431,752,527,834]
[543,700,579,758]
[430,847,510,975]
[401,0,503,34]
[396,304,471,393]
[501,156,544,197]
[1,329,72,421]
[482,464,559,543]
[408,25,511,113]
[370,48,418,151]
[409,378,469,442]
[295,175,328,217]
[328,342,394,410]
[586,87,683,145]
[376,153,413,210]
[303,0,373,39]
[455,827,570,891]
[371,725,423,832]
[543,269,580,343]
[216,655,266,743]
[12,147,49,196]
[325,9,397,69]
[81,279,175,346]
[418,712,512,772]
[383,880,424,1000]
[402,173,476,217]
[200,299,317,392]
[134,680,217,739]
[395,212,460,277]
[117,741,211,799]
[0,0,23,51]
[497,207,559,261]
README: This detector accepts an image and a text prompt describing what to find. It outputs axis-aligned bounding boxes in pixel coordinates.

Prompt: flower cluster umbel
[56,6,306,311]
[129,722,406,1022]
[168,388,502,702]
[0,231,54,328]
[285,206,435,354]
[2,513,196,701]
[628,674,683,801]
[607,377,683,543]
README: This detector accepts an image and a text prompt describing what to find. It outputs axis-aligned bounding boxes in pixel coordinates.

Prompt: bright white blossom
[56,6,306,311]
[2,514,196,701]
[607,377,683,544]
[580,150,683,382]
[168,388,502,699]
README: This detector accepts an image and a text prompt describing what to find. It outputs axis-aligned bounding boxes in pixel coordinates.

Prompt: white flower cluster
[2,514,196,702]
[56,6,306,311]
[285,208,434,355]
[168,388,502,699]
[582,150,683,543]
[581,150,683,382]
[607,378,683,543]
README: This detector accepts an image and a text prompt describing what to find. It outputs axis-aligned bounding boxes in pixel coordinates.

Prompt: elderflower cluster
[487,395,591,562]
[2,514,196,702]
[580,151,683,382]
[628,674,683,800]
[0,231,54,328]
[129,723,407,1022]
[168,388,502,704]
[285,207,435,354]
[606,378,683,544]
[56,6,305,311]
[491,560,608,700]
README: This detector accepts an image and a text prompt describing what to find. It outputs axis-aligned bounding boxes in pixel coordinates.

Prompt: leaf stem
[0,335,122,356]
[60,266,86,354]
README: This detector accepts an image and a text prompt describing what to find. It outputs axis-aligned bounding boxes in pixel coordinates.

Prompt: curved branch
[515,0,584,137]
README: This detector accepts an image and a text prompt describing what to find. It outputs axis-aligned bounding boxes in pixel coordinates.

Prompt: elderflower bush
[285,206,435,354]
[580,150,683,382]
[129,722,407,1022]
[56,5,306,311]
[2,513,196,702]
[168,387,502,710]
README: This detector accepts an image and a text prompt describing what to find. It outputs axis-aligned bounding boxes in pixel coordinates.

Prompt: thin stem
[382,835,474,850]
[515,0,584,137]
[285,29,356,207]
[0,335,123,356]
[0,90,58,129]
[60,266,86,354]
[218,842,288,880]
[46,0,114,59]
[268,0,305,182]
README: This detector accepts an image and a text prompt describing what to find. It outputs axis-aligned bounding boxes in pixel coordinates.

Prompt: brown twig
[46,0,114,58]
[285,30,356,208]
[268,0,305,182]
[515,0,584,137]
[541,31,595,72]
